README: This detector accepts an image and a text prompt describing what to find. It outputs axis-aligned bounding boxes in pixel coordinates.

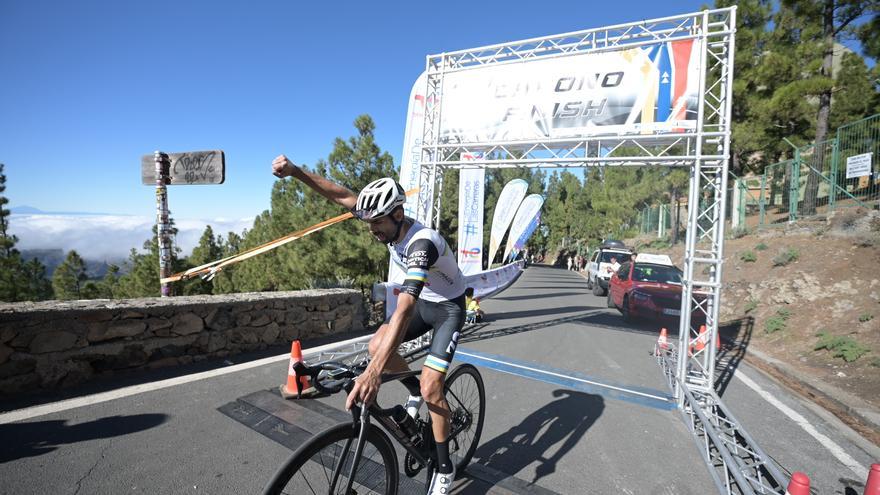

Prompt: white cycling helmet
[354,178,405,220]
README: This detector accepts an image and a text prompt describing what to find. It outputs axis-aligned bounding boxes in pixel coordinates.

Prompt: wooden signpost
[142,150,226,296]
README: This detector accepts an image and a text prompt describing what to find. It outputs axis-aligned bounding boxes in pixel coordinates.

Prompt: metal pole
[829,138,839,211]
[154,151,172,297]
[758,173,767,228]
[676,11,711,404]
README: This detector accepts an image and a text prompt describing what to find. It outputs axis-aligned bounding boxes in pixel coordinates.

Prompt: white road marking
[456,350,671,402]
[735,370,867,477]
[0,334,372,425]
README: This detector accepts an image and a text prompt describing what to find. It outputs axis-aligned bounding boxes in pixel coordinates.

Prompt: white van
[586,241,634,296]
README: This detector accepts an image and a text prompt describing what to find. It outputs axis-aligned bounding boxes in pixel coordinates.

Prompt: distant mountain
[20,249,129,279]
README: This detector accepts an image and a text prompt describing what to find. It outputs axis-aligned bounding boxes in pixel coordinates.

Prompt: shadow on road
[714,316,754,397]
[461,311,607,345]
[0,413,168,463]
[472,389,603,487]
[492,291,582,302]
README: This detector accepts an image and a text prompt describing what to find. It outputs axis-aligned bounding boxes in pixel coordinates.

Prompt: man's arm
[345,292,416,409]
[272,155,357,210]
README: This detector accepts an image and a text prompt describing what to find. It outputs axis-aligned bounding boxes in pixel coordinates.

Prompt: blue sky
[1,0,715,221]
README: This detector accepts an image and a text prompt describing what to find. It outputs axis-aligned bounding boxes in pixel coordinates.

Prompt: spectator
[607,256,621,276]
[566,256,573,271]
[464,287,484,323]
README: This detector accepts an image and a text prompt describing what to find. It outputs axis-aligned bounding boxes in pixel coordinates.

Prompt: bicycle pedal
[403,453,423,478]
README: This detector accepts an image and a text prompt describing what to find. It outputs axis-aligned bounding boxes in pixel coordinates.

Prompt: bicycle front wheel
[262,422,399,495]
[444,363,486,472]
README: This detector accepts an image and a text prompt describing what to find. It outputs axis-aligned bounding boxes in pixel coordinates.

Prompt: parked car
[607,253,706,323]
[586,240,633,296]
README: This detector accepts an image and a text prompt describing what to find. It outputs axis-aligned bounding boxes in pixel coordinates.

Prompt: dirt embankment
[631,207,880,428]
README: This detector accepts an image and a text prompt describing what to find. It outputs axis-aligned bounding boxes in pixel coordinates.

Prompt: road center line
[734,370,867,477]
[0,334,372,425]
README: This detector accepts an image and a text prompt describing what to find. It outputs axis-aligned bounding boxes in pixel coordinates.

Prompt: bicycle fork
[329,405,371,495]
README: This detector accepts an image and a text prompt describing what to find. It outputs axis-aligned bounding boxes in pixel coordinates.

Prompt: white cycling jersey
[389,219,466,303]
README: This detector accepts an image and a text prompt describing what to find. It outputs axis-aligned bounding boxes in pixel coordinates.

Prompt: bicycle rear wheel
[262,422,399,495]
[444,363,486,472]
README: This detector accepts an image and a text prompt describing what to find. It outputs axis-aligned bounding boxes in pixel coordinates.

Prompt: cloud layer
[9,214,255,261]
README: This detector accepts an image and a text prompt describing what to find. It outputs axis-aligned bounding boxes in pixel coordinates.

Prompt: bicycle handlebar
[290,361,363,398]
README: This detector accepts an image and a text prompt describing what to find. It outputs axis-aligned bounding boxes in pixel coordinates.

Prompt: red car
[607,255,705,323]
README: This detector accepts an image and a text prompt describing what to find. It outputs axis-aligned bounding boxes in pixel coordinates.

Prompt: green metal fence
[637,114,880,237]
[836,114,880,208]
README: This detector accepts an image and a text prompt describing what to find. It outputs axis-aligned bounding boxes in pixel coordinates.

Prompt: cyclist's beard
[385,217,404,245]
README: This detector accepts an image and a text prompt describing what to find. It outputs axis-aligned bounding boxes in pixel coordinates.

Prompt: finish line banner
[439,40,700,143]
[376,260,524,319]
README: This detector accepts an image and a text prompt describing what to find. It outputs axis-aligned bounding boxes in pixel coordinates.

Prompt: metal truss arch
[413,7,790,494]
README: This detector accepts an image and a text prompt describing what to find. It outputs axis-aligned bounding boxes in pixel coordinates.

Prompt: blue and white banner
[503,194,544,262]
[390,71,428,284]
[509,212,541,262]
[488,179,528,267]
[457,154,485,275]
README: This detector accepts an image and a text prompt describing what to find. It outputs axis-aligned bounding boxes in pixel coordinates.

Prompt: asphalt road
[1,265,877,494]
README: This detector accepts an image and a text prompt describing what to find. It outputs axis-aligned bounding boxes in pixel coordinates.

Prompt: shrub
[871,357,880,368]
[764,316,786,334]
[755,242,768,251]
[772,248,799,266]
[744,298,758,314]
[859,313,874,323]
[814,331,871,363]
[740,250,757,262]
[764,307,791,334]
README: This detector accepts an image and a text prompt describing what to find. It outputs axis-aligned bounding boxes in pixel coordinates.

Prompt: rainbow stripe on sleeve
[405,268,428,282]
[424,355,450,374]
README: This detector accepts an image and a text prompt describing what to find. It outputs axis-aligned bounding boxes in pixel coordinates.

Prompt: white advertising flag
[488,179,528,267]
[390,72,428,284]
[457,154,485,275]
[503,194,544,262]
[439,40,701,143]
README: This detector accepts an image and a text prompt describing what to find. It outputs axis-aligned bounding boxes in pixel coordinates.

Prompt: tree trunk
[804,0,836,216]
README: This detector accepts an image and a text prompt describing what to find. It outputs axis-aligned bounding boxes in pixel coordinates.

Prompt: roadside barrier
[784,472,810,495]
[280,340,315,399]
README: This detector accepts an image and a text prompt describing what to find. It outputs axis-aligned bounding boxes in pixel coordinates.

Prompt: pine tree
[231,115,397,291]
[21,257,53,300]
[114,222,181,298]
[0,163,52,302]
[52,250,88,300]
[182,225,223,295]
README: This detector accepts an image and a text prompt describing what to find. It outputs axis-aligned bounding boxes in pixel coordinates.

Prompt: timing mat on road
[455,347,676,411]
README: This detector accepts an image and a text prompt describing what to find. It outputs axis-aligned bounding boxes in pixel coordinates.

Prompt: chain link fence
[636,114,879,237]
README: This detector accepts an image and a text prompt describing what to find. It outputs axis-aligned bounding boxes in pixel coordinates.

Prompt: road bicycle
[262,359,486,495]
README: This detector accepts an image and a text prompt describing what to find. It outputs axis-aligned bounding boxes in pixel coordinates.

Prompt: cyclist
[272,155,465,494]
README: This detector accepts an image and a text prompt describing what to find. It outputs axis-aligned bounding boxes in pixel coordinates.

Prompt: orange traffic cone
[280,340,314,399]
[864,464,880,495]
[785,472,810,495]
[695,325,708,352]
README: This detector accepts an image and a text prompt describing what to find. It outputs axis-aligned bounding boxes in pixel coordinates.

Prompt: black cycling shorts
[400,294,466,374]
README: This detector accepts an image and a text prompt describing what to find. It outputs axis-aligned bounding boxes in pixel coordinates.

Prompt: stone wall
[0,289,365,395]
